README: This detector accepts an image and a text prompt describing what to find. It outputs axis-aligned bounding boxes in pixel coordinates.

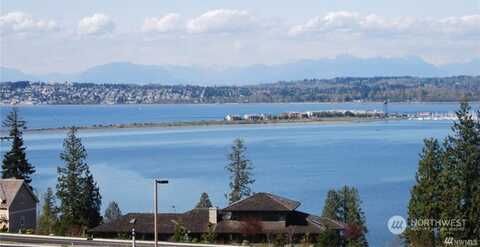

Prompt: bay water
[1,102,472,246]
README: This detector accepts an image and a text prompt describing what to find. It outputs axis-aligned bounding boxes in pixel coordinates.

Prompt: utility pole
[130,218,136,247]
[154,179,168,247]
[383,99,389,119]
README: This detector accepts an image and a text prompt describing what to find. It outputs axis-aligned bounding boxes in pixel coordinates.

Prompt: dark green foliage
[317,189,343,247]
[57,127,87,227]
[3,76,480,104]
[340,186,369,247]
[406,138,442,246]
[320,187,368,247]
[195,192,213,208]
[171,222,188,242]
[440,101,480,240]
[80,167,102,228]
[37,187,58,235]
[56,127,102,234]
[322,189,342,221]
[408,100,480,244]
[226,138,255,204]
[1,108,35,186]
[316,229,342,247]
[201,223,216,243]
[273,233,287,247]
[104,201,122,224]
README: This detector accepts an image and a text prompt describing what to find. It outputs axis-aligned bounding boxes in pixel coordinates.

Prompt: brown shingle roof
[90,208,210,234]
[0,179,38,209]
[90,193,344,236]
[223,193,301,212]
[307,215,344,230]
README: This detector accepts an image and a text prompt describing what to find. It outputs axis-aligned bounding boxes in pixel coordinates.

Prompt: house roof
[90,193,344,236]
[223,193,301,212]
[0,179,39,209]
[91,209,344,235]
[90,208,211,234]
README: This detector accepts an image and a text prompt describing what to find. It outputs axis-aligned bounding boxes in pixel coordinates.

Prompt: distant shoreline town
[1,76,480,104]
[1,109,465,133]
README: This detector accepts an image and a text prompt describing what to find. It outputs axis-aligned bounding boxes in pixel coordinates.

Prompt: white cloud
[186,9,257,34]
[142,13,182,33]
[289,12,480,38]
[0,12,57,35]
[78,13,115,36]
[433,15,480,36]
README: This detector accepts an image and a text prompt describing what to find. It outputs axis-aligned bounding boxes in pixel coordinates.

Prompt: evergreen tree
[340,186,368,247]
[322,189,342,221]
[195,192,213,208]
[317,189,343,247]
[319,186,368,247]
[56,127,102,233]
[440,101,480,240]
[57,127,87,228]
[80,167,102,228]
[225,138,255,204]
[406,138,443,246]
[1,108,35,186]
[104,201,122,224]
[38,187,58,235]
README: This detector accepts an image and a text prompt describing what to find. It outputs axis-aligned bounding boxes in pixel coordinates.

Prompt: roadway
[0,233,234,247]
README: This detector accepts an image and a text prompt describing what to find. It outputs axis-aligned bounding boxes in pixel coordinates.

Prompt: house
[0,179,39,232]
[225,115,243,121]
[90,192,344,243]
[243,114,263,121]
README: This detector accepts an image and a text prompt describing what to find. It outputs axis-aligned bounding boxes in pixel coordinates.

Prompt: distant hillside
[1,56,478,85]
[2,76,480,104]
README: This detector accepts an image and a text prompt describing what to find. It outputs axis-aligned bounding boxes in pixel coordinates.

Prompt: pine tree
[407,138,443,246]
[56,127,101,233]
[319,186,368,247]
[195,192,213,208]
[440,101,480,241]
[322,189,342,221]
[340,186,368,247]
[104,201,122,224]
[1,108,35,186]
[317,189,343,247]
[57,127,87,228]
[80,167,102,228]
[226,138,255,204]
[38,187,58,235]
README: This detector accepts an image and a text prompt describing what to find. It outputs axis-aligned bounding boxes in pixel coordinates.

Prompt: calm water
[0,103,467,246]
[0,102,476,129]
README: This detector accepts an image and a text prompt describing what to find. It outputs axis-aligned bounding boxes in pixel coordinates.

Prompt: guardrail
[0,233,239,247]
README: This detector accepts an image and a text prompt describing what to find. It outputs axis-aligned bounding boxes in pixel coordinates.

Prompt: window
[222,212,232,220]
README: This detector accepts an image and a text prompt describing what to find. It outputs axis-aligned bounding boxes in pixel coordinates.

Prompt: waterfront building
[90,192,344,243]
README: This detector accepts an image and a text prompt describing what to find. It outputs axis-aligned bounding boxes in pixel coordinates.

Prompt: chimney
[208,207,217,224]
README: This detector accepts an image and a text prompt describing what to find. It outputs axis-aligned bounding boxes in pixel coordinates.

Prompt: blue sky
[1,0,479,73]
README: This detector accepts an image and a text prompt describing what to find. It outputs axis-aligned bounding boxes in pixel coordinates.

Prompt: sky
[1,0,479,74]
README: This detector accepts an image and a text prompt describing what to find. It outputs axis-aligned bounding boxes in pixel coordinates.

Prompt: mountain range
[1,56,479,85]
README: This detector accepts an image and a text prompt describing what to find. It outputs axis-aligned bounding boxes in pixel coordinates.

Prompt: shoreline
[15,117,389,134]
[0,101,477,107]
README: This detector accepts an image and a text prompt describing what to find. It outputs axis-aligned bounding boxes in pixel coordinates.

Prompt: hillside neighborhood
[2,76,480,105]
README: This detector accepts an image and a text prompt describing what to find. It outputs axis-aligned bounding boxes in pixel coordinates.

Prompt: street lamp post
[130,218,136,247]
[154,179,168,247]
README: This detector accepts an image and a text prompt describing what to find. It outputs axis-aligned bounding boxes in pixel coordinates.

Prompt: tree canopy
[226,138,255,204]
[1,108,35,186]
